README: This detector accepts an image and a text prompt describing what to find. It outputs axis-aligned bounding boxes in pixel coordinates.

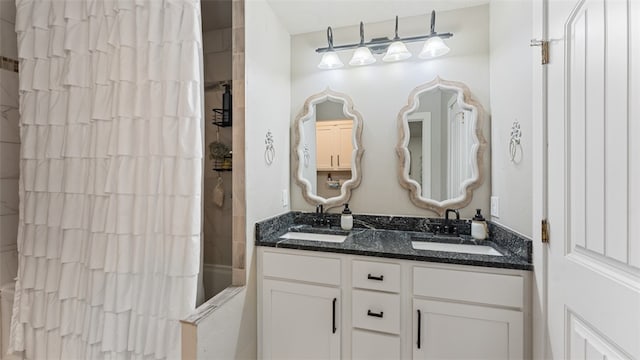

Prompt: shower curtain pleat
[10,0,203,358]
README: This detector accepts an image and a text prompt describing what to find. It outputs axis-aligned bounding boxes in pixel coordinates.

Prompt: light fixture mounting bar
[315,32,453,53]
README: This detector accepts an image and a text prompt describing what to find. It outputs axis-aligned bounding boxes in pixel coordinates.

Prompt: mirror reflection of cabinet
[316,120,353,171]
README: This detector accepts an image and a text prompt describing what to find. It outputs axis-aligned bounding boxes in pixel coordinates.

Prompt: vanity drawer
[262,251,340,286]
[413,266,523,308]
[352,260,401,293]
[352,289,400,334]
[352,329,400,360]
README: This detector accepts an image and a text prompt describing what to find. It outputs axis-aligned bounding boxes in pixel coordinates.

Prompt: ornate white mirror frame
[293,88,364,209]
[396,77,487,216]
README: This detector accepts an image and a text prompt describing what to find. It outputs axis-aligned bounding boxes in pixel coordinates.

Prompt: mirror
[293,88,364,209]
[397,77,486,215]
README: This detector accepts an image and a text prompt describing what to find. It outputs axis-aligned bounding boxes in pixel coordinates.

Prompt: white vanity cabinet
[262,279,341,360]
[412,299,523,360]
[412,266,526,360]
[257,247,530,360]
[259,250,342,360]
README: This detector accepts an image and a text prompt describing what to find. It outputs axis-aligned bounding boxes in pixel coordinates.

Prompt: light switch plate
[282,189,288,207]
[490,196,499,218]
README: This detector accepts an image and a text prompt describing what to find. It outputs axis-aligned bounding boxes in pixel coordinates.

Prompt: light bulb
[318,51,344,69]
[349,46,376,66]
[382,41,412,62]
[419,36,450,59]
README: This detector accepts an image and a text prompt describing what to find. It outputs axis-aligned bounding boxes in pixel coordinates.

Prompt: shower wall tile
[203,169,233,266]
[203,27,233,271]
[0,0,16,23]
[0,19,17,60]
[204,51,232,83]
[0,214,18,248]
[0,248,17,285]
[0,179,18,216]
[203,28,232,83]
[0,69,18,105]
[0,0,18,291]
[1,69,19,143]
[0,142,19,178]
[203,28,232,53]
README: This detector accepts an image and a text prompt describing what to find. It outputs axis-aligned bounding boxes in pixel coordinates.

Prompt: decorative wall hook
[265,130,275,165]
[509,120,523,163]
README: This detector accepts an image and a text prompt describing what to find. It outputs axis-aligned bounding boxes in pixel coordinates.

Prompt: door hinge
[541,219,549,243]
[530,39,549,65]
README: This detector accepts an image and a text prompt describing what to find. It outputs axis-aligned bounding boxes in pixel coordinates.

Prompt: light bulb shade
[349,46,376,66]
[419,36,450,59]
[318,51,344,69]
[382,41,412,62]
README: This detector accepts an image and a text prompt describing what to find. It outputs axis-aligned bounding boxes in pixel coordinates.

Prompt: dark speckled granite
[254,211,297,241]
[286,212,471,234]
[255,211,533,271]
[488,222,532,262]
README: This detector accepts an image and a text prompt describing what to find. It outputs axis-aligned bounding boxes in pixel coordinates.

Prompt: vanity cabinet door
[316,125,336,170]
[413,298,523,360]
[316,120,353,171]
[262,279,341,360]
[336,123,353,170]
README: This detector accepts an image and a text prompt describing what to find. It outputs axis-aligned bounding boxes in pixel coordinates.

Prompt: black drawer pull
[332,298,337,333]
[417,309,422,349]
[367,310,384,318]
[367,274,384,281]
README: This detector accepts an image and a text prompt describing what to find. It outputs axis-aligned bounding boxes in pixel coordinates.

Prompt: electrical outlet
[281,189,288,207]
[490,196,500,218]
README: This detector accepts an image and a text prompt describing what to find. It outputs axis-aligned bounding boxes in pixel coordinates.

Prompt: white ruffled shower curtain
[11,0,203,358]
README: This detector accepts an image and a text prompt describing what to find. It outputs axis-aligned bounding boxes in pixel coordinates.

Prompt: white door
[545,0,640,359]
[262,279,341,360]
[413,298,523,360]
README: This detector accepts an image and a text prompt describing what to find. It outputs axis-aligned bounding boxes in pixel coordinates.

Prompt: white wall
[196,0,291,358]
[290,5,491,219]
[489,0,532,236]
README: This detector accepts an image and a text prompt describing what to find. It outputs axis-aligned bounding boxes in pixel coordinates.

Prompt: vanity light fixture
[318,27,344,69]
[316,11,453,69]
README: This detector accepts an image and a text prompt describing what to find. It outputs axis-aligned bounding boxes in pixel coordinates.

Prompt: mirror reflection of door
[407,89,474,201]
[447,97,472,199]
[313,100,353,199]
[408,113,431,197]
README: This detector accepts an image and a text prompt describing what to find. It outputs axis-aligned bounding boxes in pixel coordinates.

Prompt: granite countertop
[255,213,533,271]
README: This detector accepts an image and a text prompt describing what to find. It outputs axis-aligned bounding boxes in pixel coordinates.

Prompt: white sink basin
[280,232,347,243]
[411,241,503,256]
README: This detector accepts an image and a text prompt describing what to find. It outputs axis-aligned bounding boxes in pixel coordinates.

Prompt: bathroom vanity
[270,61,531,359]
[255,214,532,360]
